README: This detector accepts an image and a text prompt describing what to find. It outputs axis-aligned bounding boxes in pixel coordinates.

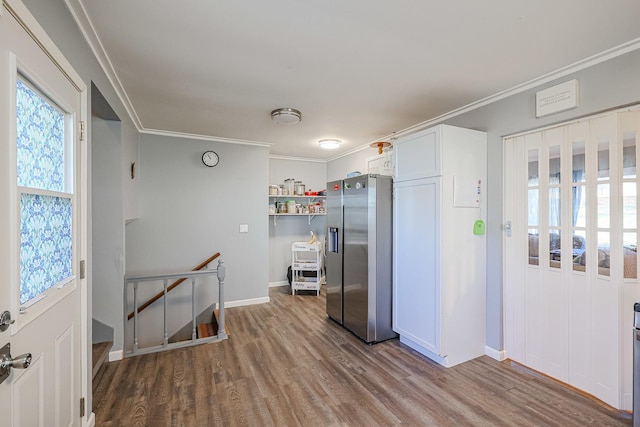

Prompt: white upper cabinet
[394,127,441,181]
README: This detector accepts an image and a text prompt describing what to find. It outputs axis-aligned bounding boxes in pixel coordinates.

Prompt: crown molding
[269,154,327,163]
[64,0,143,130]
[140,128,271,148]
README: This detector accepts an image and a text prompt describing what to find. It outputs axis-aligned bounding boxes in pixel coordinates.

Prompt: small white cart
[291,241,323,295]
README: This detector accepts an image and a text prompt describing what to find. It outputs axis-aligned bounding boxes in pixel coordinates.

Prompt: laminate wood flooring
[93,286,632,426]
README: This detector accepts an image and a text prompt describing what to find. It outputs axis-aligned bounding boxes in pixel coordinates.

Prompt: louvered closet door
[504,110,640,410]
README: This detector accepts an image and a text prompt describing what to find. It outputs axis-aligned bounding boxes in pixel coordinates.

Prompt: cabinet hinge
[80,260,86,279]
[79,121,86,142]
[80,397,85,417]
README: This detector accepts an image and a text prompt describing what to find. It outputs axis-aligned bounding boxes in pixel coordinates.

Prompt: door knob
[0,311,15,332]
[1,353,31,369]
[0,343,31,384]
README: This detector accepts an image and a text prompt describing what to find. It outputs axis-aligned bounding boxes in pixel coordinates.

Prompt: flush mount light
[319,139,342,149]
[271,108,302,124]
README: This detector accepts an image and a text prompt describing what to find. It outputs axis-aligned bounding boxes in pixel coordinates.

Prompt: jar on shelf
[284,178,295,196]
[294,181,305,196]
[269,184,279,195]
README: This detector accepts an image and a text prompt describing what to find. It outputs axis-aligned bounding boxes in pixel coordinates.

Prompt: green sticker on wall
[473,219,486,236]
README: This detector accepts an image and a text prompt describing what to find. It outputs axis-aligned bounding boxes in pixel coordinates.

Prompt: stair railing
[127,252,220,320]
[123,258,226,357]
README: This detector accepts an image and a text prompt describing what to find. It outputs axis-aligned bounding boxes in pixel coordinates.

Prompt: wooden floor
[93,286,632,426]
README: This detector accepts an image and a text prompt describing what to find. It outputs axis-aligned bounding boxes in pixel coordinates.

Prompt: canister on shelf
[269,184,279,195]
[284,178,295,196]
[268,204,276,214]
[294,181,305,196]
[286,200,296,214]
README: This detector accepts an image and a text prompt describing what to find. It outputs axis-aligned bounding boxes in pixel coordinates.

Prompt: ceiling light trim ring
[271,108,302,124]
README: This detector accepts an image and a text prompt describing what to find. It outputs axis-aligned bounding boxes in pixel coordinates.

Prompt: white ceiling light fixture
[319,139,342,149]
[271,108,302,124]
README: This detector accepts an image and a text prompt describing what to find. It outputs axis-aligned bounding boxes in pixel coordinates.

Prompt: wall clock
[202,151,219,167]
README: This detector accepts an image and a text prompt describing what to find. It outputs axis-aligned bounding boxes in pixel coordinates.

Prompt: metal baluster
[191,277,197,341]
[163,279,168,346]
[133,282,139,354]
[217,260,226,338]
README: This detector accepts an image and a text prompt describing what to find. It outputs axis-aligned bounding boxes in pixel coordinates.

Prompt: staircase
[92,341,112,392]
[123,256,227,357]
[197,309,228,338]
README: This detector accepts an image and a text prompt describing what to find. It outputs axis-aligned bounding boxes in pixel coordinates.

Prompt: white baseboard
[269,281,289,288]
[220,296,270,308]
[108,349,123,362]
[85,412,95,427]
[83,412,96,427]
[485,345,507,361]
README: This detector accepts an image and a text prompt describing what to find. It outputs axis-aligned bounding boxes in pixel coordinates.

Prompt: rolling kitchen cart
[291,241,323,295]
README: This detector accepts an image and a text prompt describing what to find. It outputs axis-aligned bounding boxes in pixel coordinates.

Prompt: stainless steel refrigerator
[325,174,396,343]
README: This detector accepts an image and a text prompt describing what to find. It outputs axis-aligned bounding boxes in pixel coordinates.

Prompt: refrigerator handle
[328,227,339,253]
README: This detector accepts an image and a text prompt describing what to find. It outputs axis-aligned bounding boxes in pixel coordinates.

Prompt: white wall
[326,147,375,182]
[268,158,327,284]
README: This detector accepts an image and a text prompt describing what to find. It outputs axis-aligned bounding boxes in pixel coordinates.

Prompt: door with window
[0,3,86,425]
[504,110,640,410]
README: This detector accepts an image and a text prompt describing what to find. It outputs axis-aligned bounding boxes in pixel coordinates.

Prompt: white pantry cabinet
[393,124,487,367]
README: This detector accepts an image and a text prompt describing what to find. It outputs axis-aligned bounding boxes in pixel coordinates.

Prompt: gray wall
[126,134,269,304]
[328,49,640,352]
[91,117,123,344]
[268,158,327,284]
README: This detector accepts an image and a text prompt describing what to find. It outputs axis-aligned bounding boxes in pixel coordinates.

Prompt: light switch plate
[239,224,249,233]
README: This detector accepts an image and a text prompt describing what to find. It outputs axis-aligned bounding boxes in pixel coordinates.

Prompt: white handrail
[123,259,227,357]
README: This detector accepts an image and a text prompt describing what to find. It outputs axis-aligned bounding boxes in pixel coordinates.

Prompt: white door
[0,2,87,425]
[503,110,640,410]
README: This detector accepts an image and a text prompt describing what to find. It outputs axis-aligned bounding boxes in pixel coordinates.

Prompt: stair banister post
[163,279,169,347]
[216,259,226,338]
[191,277,197,341]
[133,281,139,354]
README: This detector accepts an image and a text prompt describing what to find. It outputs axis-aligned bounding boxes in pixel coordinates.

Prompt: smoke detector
[271,108,302,125]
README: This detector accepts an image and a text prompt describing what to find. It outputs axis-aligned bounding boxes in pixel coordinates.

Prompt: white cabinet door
[393,178,441,354]
[394,127,441,182]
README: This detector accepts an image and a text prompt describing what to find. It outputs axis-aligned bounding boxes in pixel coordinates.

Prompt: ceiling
[76,0,640,160]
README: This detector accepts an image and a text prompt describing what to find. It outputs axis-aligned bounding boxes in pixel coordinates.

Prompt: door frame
[3,0,90,424]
